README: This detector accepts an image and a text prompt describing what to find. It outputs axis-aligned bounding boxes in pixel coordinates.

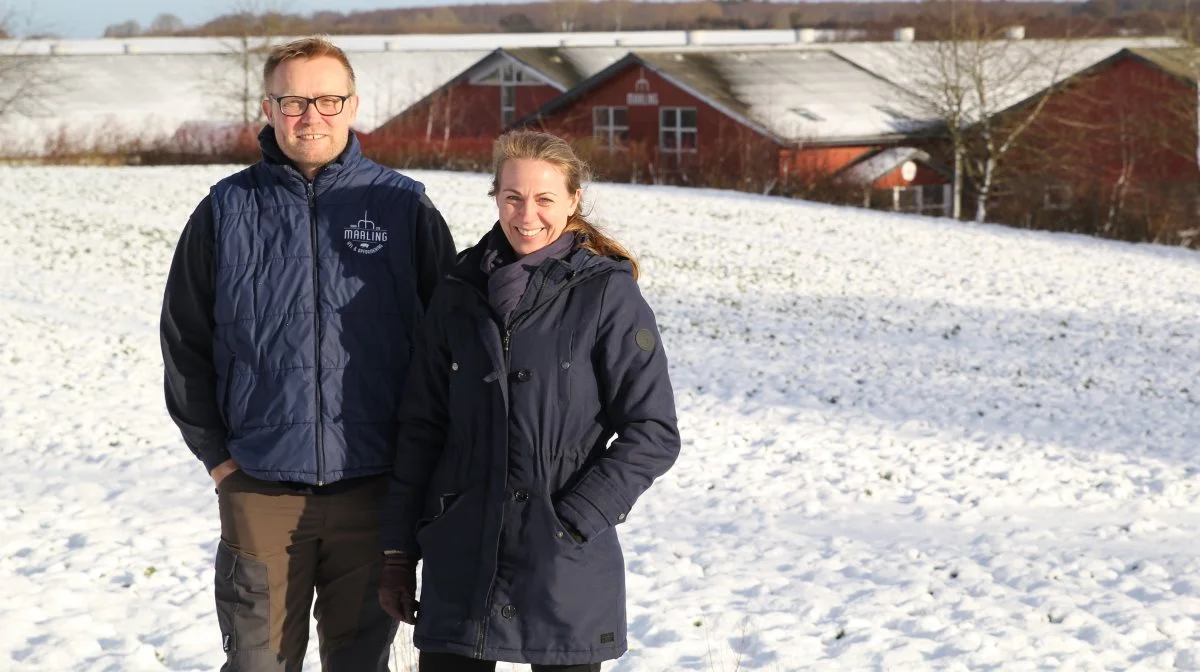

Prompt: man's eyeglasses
[268,94,352,117]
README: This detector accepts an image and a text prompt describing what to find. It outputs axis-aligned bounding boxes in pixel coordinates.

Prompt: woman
[378,129,681,672]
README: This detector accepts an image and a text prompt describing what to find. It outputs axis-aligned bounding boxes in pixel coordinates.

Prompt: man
[160,36,455,671]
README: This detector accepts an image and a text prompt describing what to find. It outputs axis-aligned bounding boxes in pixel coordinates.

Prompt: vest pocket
[220,356,238,435]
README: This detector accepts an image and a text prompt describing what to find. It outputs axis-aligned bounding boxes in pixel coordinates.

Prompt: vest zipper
[307,181,326,486]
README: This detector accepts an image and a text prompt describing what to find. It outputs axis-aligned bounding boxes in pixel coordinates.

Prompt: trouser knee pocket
[215,540,272,654]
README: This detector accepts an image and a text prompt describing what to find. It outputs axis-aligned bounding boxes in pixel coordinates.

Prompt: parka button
[501,605,518,619]
[451,362,459,371]
[513,489,529,503]
[617,513,627,522]
[515,369,531,382]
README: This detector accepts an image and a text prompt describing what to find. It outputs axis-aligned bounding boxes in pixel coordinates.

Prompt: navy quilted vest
[210,131,424,484]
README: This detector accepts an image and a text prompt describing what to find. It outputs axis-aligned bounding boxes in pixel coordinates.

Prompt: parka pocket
[541,493,586,551]
[415,489,482,617]
[557,329,576,407]
[214,540,271,653]
[414,491,463,537]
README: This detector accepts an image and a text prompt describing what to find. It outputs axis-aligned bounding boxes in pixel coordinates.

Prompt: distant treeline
[98,1,1198,40]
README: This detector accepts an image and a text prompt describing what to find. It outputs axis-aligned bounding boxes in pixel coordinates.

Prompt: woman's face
[495,158,581,257]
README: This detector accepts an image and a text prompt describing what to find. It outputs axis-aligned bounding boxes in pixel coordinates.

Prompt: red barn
[515,49,951,212]
[993,46,1200,244]
[370,48,629,153]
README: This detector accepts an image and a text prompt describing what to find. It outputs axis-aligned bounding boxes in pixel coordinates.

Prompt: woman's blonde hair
[489,129,639,280]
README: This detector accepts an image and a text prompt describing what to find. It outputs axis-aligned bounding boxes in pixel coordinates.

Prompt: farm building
[508,49,951,211]
[990,46,1200,245]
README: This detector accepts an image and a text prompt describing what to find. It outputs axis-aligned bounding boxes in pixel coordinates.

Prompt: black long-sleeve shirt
[160,192,456,475]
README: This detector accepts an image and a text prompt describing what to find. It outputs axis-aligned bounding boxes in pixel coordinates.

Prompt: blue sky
[19,0,456,38]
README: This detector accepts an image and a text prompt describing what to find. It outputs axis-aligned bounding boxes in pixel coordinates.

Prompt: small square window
[592,106,629,152]
[1044,184,1072,210]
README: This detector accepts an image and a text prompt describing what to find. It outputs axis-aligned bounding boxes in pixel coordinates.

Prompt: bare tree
[200,0,291,125]
[0,7,60,122]
[149,13,186,35]
[550,0,585,32]
[103,20,141,38]
[904,0,1079,222]
[601,0,633,32]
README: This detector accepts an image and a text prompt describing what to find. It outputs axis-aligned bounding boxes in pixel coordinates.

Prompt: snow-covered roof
[1123,46,1200,83]
[0,29,842,57]
[521,48,936,144]
[5,49,491,154]
[827,36,1182,123]
[841,147,941,184]
[650,49,936,142]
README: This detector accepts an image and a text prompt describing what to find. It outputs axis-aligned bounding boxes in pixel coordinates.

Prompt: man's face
[261,56,359,178]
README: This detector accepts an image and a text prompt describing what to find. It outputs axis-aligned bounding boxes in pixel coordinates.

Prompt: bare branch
[900,0,1088,222]
[197,0,292,125]
[0,9,62,121]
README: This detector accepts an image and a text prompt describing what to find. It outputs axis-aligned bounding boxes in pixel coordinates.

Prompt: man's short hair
[262,36,357,95]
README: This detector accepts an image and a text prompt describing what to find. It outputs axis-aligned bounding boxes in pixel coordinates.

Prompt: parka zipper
[306,181,326,486]
[501,272,550,364]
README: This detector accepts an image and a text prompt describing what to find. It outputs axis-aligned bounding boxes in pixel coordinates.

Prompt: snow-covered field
[1,165,1198,671]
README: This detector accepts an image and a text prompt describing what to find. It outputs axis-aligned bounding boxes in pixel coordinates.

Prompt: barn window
[883,184,951,216]
[921,184,949,215]
[660,107,697,153]
[1043,184,1072,210]
[593,106,629,151]
[500,63,525,126]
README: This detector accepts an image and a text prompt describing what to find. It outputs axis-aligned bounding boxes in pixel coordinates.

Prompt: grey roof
[506,47,630,89]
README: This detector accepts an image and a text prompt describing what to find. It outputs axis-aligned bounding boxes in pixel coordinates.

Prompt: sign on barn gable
[626,69,659,106]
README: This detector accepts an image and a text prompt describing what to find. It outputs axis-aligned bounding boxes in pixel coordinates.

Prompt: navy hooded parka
[381,227,682,666]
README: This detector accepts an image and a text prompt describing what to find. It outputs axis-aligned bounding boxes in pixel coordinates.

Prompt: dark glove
[378,551,419,625]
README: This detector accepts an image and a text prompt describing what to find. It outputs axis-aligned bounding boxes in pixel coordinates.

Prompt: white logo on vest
[344,211,387,255]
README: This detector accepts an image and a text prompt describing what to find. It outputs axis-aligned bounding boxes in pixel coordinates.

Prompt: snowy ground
[1,165,1198,671]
